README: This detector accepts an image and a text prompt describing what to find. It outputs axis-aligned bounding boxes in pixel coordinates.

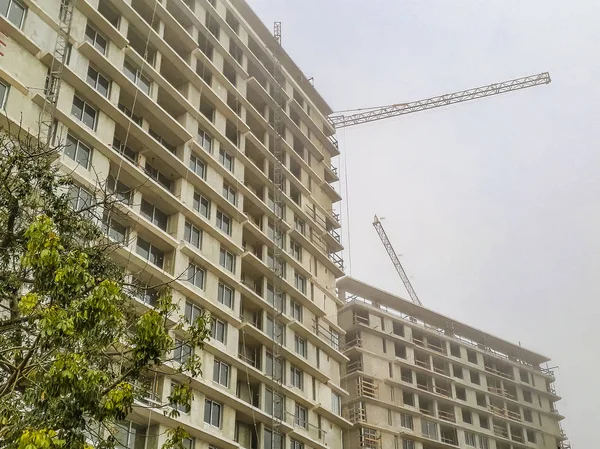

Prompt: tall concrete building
[0,0,348,448]
[337,277,569,449]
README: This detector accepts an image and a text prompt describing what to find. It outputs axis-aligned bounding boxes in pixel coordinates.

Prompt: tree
[0,126,211,449]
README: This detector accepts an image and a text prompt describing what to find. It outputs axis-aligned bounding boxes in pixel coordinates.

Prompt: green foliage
[0,130,209,447]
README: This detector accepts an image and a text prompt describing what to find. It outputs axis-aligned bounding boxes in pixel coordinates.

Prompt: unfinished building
[337,277,568,449]
[0,0,347,448]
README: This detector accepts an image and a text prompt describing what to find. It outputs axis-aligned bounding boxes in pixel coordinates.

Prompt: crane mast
[329,72,550,128]
[373,216,423,306]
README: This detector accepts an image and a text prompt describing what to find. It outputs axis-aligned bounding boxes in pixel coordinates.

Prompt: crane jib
[329,72,551,128]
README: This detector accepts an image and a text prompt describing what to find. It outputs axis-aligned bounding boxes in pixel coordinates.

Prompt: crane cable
[340,126,352,275]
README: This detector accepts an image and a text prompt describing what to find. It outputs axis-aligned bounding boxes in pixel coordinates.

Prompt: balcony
[344,331,363,352]
[238,334,261,370]
[438,404,456,423]
[440,426,458,446]
[346,402,366,424]
[356,376,378,399]
[347,355,363,374]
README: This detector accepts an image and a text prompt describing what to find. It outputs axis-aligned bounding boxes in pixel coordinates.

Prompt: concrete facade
[0,1,348,448]
[337,277,568,449]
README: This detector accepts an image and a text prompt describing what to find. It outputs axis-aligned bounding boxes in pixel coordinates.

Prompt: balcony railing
[438,410,456,423]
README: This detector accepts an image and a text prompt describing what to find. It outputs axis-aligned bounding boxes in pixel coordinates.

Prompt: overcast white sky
[249,0,599,446]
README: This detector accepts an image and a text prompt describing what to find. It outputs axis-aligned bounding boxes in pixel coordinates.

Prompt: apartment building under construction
[337,277,568,449]
[0,0,348,448]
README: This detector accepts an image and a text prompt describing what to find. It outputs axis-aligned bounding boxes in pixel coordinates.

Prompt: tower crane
[329,71,551,305]
[329,72,550,128]
[373,215,422,306]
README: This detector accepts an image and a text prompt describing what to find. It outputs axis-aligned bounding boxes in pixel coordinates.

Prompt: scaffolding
[40,0,77,147]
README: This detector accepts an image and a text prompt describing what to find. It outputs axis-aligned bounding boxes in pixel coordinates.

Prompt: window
[219,148,234,172]
[102,215,128,243]
[213,359,229,387]
[64,133,92,168]
[523,409,533,422]
[85,24,108,55]
[290,440,303,449]
[523,389,533,403]
[187,263,205,289]
[403,391,414,407]
[184,221,202,249]
[467,349,477,364]
[112,137,138,163]
[219,247,235,273]
[294,404,307,428]
[267,220,285,246]
[68,184,93,212]
[98,0,120,28]
[294,273,307,294]
[222,182,237,205]
[265,388,284,419]
[452,364,463,379]
[400,414,413,429]
[421,419,438,439]
[1,0,25,28]
[144,161,172,191]
[455,386,466,401]
[118,103,142,126]
[123,59,151,95]
[181,438,195,449]
[267,252,286,277]
[402,440,414,449]
[131,280,159,307]
[216,209,231,235]
[330,329,340,350]
[204,399,222,427]
[526,429,536,443]
[450,343,461,357]
[266,352,284,382]
[71,94,98,130]
[211,317,226,343]
[263,429,283,449]
[479,436,489,449]
[0,79,9,108]
[140,199,168,231]
[290,300,302,321]
[266,316,284,345]
[476,392,486,407]
[290,365,303,390]
[189,153,206,179]
[267,283,285,312]
[193,192,210,218]
[136,237,164,269]
[462,409,472,424]
[290,239,302,261]
[169,382,191,414]
[294,217,305,234]
[104,178,130,208]
[520,369,529,383]
[173,339,193,364]
[149,129,176,153]
[114,421,149,449]
[184,300,202,324]
[470,370,480,385]
[479,414,489,429]
[197,126,212,152]
[332,393,341,415]
[294,335,307,357]
[217,282,233,308]
[267,193,284,218]
[464,432,476,447]
[86,65,110,97]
